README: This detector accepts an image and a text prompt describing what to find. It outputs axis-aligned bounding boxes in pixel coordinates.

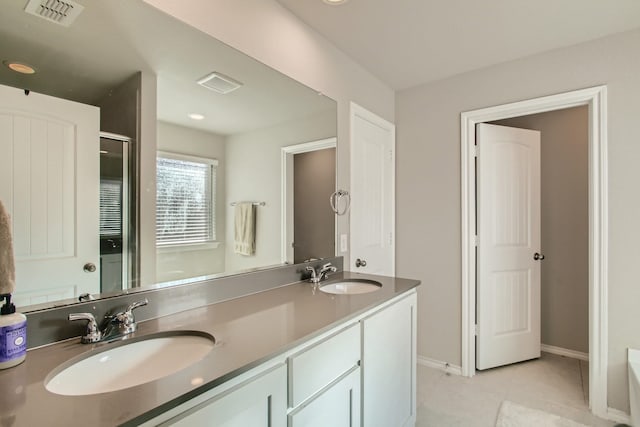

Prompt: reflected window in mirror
[156,153,218,247]
[99,180,123,241]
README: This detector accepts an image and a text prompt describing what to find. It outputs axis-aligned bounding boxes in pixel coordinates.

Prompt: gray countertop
[0,272,419,426]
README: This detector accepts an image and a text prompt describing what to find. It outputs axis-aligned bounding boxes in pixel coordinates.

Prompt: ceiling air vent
[197,72,243,94]
[24,0,84,27]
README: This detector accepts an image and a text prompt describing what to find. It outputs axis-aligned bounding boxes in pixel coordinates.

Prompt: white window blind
[156,153,217,246]
[100,180,122,237]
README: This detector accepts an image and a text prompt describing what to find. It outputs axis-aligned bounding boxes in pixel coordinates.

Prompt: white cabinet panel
[362,293,417,427]
[160,364,286,427]
[288,367,360,427]
[288,323,360,407]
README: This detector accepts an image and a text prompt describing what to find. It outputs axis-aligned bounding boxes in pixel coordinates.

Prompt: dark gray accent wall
[293,148,336,263]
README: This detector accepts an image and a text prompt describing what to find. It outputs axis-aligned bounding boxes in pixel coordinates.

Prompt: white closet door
[476,123,542,370]
[0,84,100,306]
[350,102,395,275]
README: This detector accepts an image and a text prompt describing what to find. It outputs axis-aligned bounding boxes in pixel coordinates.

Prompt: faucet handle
[111,298,148,334]
[305,265,321,284]
[126,298,148,315]
[69,312,102,344]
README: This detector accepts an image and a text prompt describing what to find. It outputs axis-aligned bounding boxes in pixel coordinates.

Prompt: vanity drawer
[288,323,360,408]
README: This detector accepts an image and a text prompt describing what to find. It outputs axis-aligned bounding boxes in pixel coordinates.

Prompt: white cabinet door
[288,367,360,427]
[362,292,417,427]
[288,324,360,408]
[161,364,286,427]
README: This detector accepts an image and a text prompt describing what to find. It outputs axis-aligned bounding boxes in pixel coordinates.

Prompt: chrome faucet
[306,263,337,284]
[103,299,148,339]
[68,313,102,344]
[69,298,148,344]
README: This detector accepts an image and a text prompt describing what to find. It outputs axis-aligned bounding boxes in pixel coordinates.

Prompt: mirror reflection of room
[0,0,337,311]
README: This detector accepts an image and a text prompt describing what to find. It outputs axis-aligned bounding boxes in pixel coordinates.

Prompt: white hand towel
[0,200,15,295]
[234,202,256,256]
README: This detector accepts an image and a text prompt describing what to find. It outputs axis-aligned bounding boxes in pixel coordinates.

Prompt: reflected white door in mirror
[0,84,100,307]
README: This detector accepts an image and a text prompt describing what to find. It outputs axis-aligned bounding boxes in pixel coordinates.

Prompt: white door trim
[460,86,608,418]
[280,137,337,263]
[349,102,396,274]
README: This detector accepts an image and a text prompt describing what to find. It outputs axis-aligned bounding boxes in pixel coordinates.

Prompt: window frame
[155,151,219,250]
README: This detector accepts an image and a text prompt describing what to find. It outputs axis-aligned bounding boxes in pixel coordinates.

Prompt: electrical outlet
[340,234,348,253]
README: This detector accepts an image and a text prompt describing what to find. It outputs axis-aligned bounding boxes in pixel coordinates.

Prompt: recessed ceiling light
[188,113,205,120]
[3,61,36,74]
[323,0,349,4]
[99,150,108,154]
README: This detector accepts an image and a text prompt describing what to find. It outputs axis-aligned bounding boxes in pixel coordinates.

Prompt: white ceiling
[275,0,640,90]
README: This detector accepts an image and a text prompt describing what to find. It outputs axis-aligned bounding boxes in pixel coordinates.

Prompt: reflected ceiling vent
[24,0,84,27]
[197,72,243,94]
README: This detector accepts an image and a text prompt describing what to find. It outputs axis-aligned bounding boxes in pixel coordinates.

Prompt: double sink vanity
[0,262,419,426]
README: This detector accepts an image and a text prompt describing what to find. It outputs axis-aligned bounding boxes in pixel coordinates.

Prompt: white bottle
[0,294,27,369]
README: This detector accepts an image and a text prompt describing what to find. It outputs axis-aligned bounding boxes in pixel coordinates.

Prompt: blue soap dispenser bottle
[0,294,26,369]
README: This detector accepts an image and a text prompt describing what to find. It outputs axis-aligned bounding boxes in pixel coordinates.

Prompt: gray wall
[396,28,640,412]
[156,121,226,282]
[492,106,589,354]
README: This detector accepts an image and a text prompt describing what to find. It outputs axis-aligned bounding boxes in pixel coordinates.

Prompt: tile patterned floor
[416,352,615,427]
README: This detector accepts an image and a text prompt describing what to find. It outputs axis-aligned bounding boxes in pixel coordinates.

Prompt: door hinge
[473,145,478,157]
[389,231,393,245]
[389,149,393,162]
[474,324,479,336]
[474,235,479,246]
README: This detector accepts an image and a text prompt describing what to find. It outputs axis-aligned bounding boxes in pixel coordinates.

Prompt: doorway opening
[460,86,608,418]
[99,131,133,294]
[487,106,589,361]
[281,138,337,264]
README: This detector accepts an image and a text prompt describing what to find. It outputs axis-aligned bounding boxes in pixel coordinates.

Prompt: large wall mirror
[0,0,338,312]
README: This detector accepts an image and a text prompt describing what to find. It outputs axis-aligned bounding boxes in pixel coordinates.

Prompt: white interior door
[0,85,100,307]
[476,123,542,371]
[350,103,395,275]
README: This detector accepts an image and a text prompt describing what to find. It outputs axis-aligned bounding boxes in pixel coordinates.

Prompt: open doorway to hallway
[460,86,608,418]
[482,106,589,369]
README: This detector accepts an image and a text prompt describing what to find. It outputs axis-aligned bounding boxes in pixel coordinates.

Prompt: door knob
[355,258,367,268]
[83,262,97,273]
[533,253,545,261]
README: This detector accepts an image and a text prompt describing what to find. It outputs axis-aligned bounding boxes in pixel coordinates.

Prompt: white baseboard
[607,407,630,424]
[417,355,462,376]
[541,344,589,362]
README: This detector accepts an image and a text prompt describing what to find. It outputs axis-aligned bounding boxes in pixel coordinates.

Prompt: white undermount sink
[45,331,215,396]
[319,279,382,295]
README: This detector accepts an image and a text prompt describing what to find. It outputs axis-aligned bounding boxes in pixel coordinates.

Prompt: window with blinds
[156,153,217,246]
[100,180,122,237]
